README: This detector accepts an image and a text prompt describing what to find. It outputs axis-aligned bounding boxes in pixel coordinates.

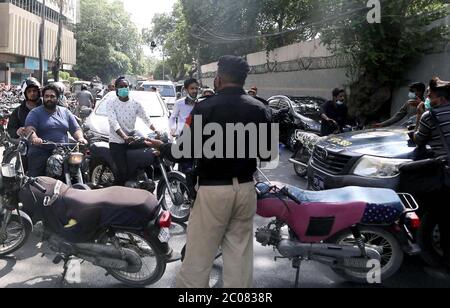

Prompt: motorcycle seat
[257,182,405,225]
[22,177,160,241]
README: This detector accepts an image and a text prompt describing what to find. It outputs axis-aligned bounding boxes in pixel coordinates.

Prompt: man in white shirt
[169,78,199,137]
[107,76,159,185]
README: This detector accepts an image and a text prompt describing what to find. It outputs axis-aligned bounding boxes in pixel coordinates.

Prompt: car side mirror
[176,92,182,99]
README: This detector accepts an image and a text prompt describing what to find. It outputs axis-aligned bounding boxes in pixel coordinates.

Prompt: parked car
[306,124,416,191]
[268,95,325,150]
[142,81,177,110]
[85,91,171,139]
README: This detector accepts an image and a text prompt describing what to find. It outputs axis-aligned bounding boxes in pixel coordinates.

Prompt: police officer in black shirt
[147,55,273,288]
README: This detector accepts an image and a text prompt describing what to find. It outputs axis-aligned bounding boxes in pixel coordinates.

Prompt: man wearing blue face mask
[320,88,349,136]
[375,82,425,128]
[106,77,159,185]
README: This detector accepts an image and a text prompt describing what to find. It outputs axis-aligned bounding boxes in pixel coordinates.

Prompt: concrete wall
[0,3,76,65]
[202,67,348,100]
[0,4,9,48]
[391,49,450,113]
[202,39,449,115]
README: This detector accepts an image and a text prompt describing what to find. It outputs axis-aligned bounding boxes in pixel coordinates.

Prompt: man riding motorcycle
[24,84,88,177]
[7,77,42,139]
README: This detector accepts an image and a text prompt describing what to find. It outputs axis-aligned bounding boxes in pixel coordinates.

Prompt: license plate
[312,174,325,191]
[158,227,170,243]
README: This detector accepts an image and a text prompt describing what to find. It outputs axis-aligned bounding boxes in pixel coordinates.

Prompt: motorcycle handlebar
[280,187,301,204]
[28,178,47,193]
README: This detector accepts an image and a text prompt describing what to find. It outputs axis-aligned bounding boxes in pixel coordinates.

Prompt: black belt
[199,176,254,186]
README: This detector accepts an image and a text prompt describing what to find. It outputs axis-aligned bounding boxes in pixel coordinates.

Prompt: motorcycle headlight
[352,156,412,178]
[68,153,84,165]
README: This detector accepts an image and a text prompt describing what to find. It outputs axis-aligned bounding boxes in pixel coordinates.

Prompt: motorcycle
[2,140,88,188]
[255,169,421,286]
[87,132,192,224]
[290,131,325,178]
[290,122,363,178]
[0,136,173,286]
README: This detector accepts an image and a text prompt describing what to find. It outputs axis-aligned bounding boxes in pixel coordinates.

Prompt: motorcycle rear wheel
[98,230,166,287]
[328,226,403,284]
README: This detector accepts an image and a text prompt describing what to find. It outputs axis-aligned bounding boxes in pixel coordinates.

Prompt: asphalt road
[0,146,448,288]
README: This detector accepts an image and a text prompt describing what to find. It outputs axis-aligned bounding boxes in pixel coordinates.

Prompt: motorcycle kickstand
[293,258,302,288]
[58,255,72,286]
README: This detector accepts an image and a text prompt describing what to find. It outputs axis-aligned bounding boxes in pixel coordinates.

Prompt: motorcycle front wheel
[292,144,309,178]
[157,172,192,224]
[98,230,166,287]
[90,160,115,187]
[0,212,32,257]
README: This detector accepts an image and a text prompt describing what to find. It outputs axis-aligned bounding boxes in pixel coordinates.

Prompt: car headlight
[352,156,412,178]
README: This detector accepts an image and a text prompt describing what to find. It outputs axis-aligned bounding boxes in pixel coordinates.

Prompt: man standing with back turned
[148,56,273,288]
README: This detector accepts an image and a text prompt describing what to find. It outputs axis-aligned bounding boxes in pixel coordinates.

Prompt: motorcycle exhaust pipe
[277,240,381,261]
[50,241,142,273]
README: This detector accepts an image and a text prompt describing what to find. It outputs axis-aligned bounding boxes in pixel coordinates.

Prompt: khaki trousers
[176,179,256,288]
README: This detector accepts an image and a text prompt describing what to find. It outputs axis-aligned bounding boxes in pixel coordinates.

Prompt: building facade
[0,0,77,85]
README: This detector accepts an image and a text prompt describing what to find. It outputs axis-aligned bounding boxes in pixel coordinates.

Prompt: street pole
[38,0,46,85]
[162,45,165,81]
[54,0,64,82]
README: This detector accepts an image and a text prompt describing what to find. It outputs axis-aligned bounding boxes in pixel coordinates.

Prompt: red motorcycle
[255,170,421,286]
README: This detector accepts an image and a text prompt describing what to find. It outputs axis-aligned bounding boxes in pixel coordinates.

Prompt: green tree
[74,0,144,82]
[318,0,450,121]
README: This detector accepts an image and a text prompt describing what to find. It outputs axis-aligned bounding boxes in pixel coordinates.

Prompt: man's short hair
[184,78,198,89]
[217,55,250,85]
[42,84,61,98]
[332,88,345,98]
[114,76,129,88]
[409,82,426,96]
[430,77,450,101]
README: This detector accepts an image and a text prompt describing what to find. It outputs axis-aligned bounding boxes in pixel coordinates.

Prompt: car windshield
[143,84,176,97]
[291,97,324,122]
[96,92,165,117]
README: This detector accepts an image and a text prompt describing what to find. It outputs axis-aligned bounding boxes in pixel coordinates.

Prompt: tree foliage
[74,0,146,82]
[318,0,450,120]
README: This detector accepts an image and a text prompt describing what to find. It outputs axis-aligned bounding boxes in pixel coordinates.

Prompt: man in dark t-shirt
[320,88,349,136]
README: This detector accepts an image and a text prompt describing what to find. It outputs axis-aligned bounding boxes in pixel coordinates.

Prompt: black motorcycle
[0,136,173,286]
[87,133,192,224]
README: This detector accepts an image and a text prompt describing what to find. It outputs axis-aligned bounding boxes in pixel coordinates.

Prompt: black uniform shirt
[161,87,273,180]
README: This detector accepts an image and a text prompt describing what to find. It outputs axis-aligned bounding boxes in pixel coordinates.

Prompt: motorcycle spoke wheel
[0,217,30,256]
[101,231,165,286]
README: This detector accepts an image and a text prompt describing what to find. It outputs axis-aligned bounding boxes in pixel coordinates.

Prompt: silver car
[85,91,171,139]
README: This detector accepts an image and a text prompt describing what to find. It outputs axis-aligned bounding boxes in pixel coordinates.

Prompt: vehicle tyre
[98,230,166,286]
[417,212,445,267]
[0,213,32,257]
[328,226,404,283]
[157,172,191,224]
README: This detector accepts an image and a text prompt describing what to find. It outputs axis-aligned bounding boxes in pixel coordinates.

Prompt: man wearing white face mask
[169,78,199,137]
[320,88,349,136]
[375,82,425,128]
